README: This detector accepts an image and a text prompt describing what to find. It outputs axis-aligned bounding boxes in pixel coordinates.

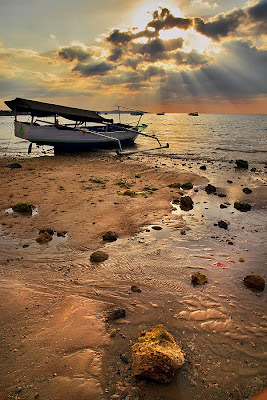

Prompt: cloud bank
[1,0,266,112]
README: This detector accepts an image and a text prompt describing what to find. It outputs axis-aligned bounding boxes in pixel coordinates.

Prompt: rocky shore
[0,153,266,400]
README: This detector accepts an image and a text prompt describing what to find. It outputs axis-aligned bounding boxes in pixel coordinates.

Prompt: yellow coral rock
[132,324,185,383]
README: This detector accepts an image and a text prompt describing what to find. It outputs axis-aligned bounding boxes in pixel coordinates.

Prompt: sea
[0,113,266,163]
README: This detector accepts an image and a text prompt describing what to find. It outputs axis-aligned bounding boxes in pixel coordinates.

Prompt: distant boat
[188,112,199,116]
[157,112,165,115]
[130,111,144,116]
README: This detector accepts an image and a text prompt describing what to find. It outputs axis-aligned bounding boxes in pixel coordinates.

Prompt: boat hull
[14,121,139,149]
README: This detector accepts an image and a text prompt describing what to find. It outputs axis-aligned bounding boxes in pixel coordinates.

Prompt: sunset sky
[0,0,266,113]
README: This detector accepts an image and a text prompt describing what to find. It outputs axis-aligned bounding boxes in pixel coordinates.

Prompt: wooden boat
[5,98,168,154]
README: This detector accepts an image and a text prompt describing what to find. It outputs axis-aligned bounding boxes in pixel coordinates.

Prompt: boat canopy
[4,98,113,124]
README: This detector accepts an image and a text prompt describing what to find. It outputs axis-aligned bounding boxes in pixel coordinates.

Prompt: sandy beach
[0,152,266,400]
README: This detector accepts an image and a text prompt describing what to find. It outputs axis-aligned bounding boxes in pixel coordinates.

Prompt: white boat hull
[14,121,139,149]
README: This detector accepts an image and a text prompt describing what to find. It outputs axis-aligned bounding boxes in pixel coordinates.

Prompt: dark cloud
[108,47,123,62]
[124,57,142,70]
[248,0,267,21]
[144,65,166,79]
[193,1,267,40]
[72,61,115,76]
[159,40,267,104]
[132,38,184,61]
[247,0,267,34]
[193,8,246,40]
[146,8,193,32]
[173,49,209,67]
[106,29,133,45]
[96,66,166,92]
[134,29,158,40]
[58,46,91,62]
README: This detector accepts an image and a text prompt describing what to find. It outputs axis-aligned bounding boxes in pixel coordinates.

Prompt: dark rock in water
[57,231,67,237]
[218,193,226,198]
[102,231,118,242]
[244,274,265,291]
[181,181,193,190]
[234,201,251,212]
[169,182,180,188]
[131,285,142,293]
[39,228,54,235]
[205,184,216,194]
[180,196,194,211]
[107,307,126,321]
[36,232,53,244]
[132,324,185,383]
[235,159,248,169]
[220,204,228,209]
[90,250,109,262]
[6,163,22,169]
[218,220,228,229]
[200,165,206,170]
[152,225,162,230]
[227,180,233,184]
[191,272,208,285]
[251,167,256,172]
[243,187,252,194]
[12,202,32,214]
[172,197,180,204]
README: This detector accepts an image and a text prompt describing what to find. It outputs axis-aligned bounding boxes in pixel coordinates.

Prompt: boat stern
[14,121,30,140]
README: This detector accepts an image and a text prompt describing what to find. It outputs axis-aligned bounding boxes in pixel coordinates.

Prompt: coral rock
[234,201,251,212]
[90,250,109,262]
[191,272,208,285]
[107,307,126,321]
[218,220,228,229]
[132,324,185,383]
[235,159,248,169]
[180,196,194,211]
[102,231,118,242]
[36,232,53,244]
[243,187,252,194]
[205,184,216,194]
[244,274,265,291]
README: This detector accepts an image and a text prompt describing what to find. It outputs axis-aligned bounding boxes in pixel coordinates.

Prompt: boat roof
[4,98,113,123]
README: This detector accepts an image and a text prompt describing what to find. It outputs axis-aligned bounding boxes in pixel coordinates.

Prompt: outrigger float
[4,98,168,155]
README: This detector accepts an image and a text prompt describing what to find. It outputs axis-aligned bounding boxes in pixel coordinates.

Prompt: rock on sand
[132,324,185,383]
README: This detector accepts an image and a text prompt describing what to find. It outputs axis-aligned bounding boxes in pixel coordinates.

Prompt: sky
[0,0,267,113]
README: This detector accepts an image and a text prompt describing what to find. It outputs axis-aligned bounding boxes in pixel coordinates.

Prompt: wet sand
[0,152,266,400]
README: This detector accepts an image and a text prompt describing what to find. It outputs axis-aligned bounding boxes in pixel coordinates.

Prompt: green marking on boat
[19,126,25,136]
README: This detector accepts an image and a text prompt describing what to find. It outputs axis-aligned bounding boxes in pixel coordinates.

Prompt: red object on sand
[213,262,228,268]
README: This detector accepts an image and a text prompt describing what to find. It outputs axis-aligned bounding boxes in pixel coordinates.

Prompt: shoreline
[0,153,266,400]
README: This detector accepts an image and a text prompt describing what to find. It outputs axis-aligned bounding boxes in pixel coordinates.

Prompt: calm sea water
[1,114,266,162]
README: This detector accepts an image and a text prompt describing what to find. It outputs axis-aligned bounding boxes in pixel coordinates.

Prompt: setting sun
[131,0,184,31]
[131,2,213,54]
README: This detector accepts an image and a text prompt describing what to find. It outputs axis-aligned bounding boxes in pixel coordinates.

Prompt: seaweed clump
[181,181,193,190]
[12,202,33,214]
[234,201,251,212]
[90,250,109,263]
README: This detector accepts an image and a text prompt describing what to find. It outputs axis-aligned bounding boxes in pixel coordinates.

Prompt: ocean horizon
[1,113,267,164]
